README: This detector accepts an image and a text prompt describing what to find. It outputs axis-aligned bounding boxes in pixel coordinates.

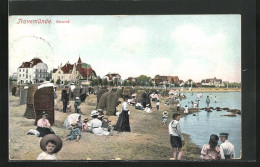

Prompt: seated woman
[89,110,109,136]
[200,134,221,160]
[64,122,81,142]
[36,111,55,137]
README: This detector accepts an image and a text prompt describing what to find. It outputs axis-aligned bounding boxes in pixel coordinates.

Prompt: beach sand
[9,91,201,160]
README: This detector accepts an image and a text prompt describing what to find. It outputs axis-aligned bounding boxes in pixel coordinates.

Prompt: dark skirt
[36,127,55,137]
[113,110,131,132]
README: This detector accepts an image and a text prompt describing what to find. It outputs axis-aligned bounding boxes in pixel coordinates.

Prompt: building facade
[52,57,97,85]
[17,58,48,84]
[103,73,122,83]
[201,77,224,87]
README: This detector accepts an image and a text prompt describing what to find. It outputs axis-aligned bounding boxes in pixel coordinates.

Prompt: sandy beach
[9,91,201,160]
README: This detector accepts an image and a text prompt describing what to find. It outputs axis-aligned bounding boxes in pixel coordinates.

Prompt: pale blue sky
[9,15,241,82]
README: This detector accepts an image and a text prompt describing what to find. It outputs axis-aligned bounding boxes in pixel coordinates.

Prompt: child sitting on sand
[64,122,81,141]
[161,111,168,127]
[82,118,90,131]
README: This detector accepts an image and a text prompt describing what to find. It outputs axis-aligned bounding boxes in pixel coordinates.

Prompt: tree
[65,80,69,85]
[188,79,193,87]
[51,79,54,83]
[102,78,108,86]
[109,81,113,86]
[56,78,61,84]
[135,75,151,87]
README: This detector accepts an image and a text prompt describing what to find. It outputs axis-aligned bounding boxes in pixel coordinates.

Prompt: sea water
[179,92,241,158]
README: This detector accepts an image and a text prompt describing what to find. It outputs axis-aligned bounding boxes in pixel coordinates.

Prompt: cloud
[171,25,227,59]
[110,27,146,56]
[55,24,104,50]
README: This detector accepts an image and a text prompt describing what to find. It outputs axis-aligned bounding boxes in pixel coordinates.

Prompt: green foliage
[135,75,151,86]
[56,78,61,84]
[102,78,108,86]
[64,80,69,85]
[51,79,54,83]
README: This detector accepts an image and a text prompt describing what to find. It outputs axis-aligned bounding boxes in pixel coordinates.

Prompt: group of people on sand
[34,86,235,161]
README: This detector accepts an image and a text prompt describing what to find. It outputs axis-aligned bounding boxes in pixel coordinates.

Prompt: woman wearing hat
[200,134,221,160]
[37,134,62,160]
[36,111,55,137]
[89,110,109,135]
[113,98,131,132]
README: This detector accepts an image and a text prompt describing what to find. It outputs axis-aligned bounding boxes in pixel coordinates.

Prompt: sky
[9,15,241,82]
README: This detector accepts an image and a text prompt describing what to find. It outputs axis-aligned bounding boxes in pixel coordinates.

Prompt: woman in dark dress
[113,98,131,132]
[36,111,55,137]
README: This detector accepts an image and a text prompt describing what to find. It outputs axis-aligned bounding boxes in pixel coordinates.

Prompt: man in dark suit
[61,86,69,113]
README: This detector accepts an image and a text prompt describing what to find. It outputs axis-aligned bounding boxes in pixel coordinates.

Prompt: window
[19,69,21,72]
[26,70,28,73]
[23,69,24,72]
[40,74,41,77]
[26,74,28,78]
[40,69,41,73]
[19,74,21,77]
[23,74,24,77]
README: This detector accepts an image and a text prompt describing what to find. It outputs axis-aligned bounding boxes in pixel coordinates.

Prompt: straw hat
[83,118,89,122]
[71,122,78,126]
[40,134,62,153]
[163,111,168,115]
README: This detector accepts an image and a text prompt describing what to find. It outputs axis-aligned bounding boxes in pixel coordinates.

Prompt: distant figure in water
[206,96,210,108]
[214,96,217,103]
[184,105,189,114]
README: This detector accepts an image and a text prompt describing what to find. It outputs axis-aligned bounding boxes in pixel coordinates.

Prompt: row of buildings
[14,57,224,87]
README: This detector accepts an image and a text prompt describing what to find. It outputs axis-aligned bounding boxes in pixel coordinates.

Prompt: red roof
[19,62,31,68]
[166,76,179,82]
[30,58,43,67]
[105,73,121,81]
[53,69,58,73]
[61,63,74,74]
[77,57,82,64]
[19,58,43,68]
[77,66,95,77]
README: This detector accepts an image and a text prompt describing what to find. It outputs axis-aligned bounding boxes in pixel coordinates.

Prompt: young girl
[82,118,90,131]
[200,134,220,160]
[161,111,168,127]
[37,134,62,160]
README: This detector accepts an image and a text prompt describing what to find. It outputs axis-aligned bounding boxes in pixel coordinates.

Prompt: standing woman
[113,98,131,132]
[36,111,55,137]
